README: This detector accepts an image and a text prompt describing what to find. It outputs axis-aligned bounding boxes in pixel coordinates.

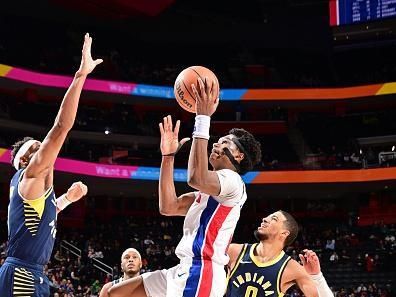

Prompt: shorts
[0,257,50,297]
[142,258,227,297]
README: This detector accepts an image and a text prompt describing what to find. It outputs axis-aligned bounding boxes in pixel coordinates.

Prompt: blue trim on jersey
[183,197,219,297]
[183,258,204,297]
[192,197,218,257]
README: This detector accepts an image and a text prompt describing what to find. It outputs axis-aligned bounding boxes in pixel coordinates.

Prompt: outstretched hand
[299,249,321,275]
[159,115,190,156]
[191,77,219,116]
[76,33,103,77]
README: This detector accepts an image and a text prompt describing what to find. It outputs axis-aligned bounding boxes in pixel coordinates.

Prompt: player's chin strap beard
[223,137,252,174]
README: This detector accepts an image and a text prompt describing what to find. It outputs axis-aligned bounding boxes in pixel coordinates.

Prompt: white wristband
[310,273,334,297]
[56,194,72,211]
[193,115,211,140]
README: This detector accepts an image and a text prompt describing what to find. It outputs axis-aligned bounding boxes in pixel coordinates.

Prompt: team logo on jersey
[232,272,275,296]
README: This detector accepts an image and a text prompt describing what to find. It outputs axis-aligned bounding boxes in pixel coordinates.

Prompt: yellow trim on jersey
[228,244,248,279]
[250,243,286,267]
[20,186,53,219]
[276,255,291,296]
[225,243,249,295]
[17,170,53,218]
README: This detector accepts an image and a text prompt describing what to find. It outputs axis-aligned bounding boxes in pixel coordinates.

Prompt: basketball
[174,66,220,113]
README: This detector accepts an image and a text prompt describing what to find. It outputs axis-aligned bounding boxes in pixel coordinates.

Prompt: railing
[92,258,113,277]
[60,240,81,258]
[60,240,113,277]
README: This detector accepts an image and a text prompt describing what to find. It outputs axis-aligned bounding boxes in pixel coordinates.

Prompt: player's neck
[123,272,139,280]
[255,241,283,262]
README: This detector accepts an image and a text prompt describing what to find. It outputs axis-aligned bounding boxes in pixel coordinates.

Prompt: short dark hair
[11,137,34,167]
[279,210,299,247]
[229,128,261,174]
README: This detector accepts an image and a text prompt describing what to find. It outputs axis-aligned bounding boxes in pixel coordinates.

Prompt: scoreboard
[330,0,396,26]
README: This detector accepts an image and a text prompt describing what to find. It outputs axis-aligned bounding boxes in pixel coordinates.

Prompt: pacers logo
[232,272,274,297]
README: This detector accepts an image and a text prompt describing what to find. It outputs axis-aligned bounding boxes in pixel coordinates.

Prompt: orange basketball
[174,66,220,113]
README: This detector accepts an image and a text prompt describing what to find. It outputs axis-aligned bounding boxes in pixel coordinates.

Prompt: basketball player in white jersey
[99,248,142,297]
[109,78,262,297]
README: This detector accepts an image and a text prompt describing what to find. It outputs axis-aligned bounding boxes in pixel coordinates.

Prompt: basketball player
[99,248,142,297]
[0,33,102,296]
[226,211,333,297]
[109,77,261,297]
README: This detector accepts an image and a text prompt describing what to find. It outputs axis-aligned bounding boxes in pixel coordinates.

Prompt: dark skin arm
[20,34,102,200]
[187,78,220,196]
[158,115,194,216]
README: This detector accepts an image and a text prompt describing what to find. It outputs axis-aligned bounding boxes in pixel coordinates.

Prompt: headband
[13,140,40,170]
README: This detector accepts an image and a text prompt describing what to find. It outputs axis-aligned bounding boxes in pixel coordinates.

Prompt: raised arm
[25,33,102,178]
[282,260,319,297]
[188,78,220,196]
[159,115,194,216]
[299,249,334,297]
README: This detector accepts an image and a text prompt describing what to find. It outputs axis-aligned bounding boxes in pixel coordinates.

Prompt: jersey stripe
[183,197,233,297]
[197,202,232,297]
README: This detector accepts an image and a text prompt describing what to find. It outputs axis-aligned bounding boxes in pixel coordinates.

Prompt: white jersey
[175,169,247,266]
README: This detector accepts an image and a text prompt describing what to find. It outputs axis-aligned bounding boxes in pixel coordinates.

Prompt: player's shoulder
[99,281,113,297]
[228,243,244,258]
[216,168,241,178]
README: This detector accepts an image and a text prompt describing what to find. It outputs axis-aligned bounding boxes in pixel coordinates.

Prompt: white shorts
[142,258,226,297]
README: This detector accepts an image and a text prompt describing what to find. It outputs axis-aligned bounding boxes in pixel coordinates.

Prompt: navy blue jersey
[7,169,57,265]
[226,243,291,297]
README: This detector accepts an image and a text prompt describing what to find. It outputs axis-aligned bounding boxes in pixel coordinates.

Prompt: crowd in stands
[2,15,396,90]
[0,209,394,296]
[2,90,396,171]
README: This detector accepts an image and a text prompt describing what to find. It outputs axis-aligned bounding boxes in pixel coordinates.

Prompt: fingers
[83,33,91,53]
[81,184,88,196]
[174,120,180,136]
[198,77,206,99]
[299,254,307,265]
[180,137,191,146]
[72,181,88,195]
[191,83,200,102]
[163,116,169,132]
[205,77,210,95]
[211,79,217,100]
[168,115,173,132]
[159,122,164,136]
[94,59,104,65]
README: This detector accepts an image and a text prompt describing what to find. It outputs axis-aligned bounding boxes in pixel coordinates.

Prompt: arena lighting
[359,149,363,155]
[392,146,395,152]
[104,128,110,135]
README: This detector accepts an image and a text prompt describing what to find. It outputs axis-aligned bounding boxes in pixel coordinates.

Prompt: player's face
[209,134,241,168]
[255,211,287,240]
[121,250,141,276]
[21,142,41,167]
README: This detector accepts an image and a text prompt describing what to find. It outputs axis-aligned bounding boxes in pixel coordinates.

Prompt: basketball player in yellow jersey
[226,211,332,297]
[99,248,142,297]
[0,33,102,297]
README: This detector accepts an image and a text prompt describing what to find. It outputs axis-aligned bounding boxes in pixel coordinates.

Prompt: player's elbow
[187,175,204,189]
[159,207,171,216]
[54,118,74,132]
[159,204,176,216]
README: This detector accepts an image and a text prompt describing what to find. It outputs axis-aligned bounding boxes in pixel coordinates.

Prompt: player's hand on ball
[299,249,321,275]
[191,77,219,116]
[76,33,103,77]
[66,181,88,202]
[159,115,190,156]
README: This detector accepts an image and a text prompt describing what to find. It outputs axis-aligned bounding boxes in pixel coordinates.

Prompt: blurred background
[0,0,395,296]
